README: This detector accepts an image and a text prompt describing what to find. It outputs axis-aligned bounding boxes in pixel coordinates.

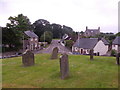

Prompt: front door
[81,49,83,54]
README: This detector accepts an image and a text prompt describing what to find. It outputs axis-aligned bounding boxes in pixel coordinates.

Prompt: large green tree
[2,27,21,52]
[3,14,32,52]
[33,19,51,40]
[116,32,120,36]
[40,31,53,44]
[7,14,32,38]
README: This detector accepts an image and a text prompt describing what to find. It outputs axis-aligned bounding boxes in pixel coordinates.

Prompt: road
[36,40,72,54]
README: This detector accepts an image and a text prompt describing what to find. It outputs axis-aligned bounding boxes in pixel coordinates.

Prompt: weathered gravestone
[22,50,35,66]
[116,53,120,65]
[59,53,69,79]
[90,49,94,60]
[50,47,59,59]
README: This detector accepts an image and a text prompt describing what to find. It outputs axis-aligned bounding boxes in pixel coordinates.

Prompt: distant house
[84,26,100,37]
[23,31,40,51]
[60,34,71,46]
[112,36,120,53]
[72,38,109,55]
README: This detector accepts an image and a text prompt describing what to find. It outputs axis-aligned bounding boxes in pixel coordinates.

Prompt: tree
[51,23,62,38]
[65,40,74,50]
[2,27,22,52]
[40,31,53,44]
[116,32,120,36]
[62,25,73,36]
[3,14,32,52]
[33,19,51,40]
[7,14,32,38]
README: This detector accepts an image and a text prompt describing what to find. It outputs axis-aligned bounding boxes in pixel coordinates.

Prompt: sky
[0,0,119,33]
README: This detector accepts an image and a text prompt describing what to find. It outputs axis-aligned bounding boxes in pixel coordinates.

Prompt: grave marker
[51,47,59,59]
[90,49,94,60]
[22,50,35,66]
[59,53,69,79]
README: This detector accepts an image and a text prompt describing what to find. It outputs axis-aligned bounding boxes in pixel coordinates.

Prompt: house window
[81,49,83,54]
[35,43,37,47]
[87,49,89,52]
[31,38,33,41]
[75,47,78,51]
[35,38,37,41]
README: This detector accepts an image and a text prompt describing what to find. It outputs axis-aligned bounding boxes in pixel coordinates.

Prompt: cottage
[84,26,100,37]
[112,36,120,53]
[72,38,109,55]
[23,31,40,51]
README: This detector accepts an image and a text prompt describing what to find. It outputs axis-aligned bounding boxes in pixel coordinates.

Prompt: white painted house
[72,38,109,55]
[112,36,120,53]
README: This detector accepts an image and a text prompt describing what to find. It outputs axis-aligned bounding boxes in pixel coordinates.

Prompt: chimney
[98,37,101,41]
[86,26,88,30]
[98,27,100,30]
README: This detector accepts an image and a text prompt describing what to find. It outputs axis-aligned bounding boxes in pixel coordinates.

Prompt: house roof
[73,38,98,49]
[85,29,100,35]
[24,31,38,38]
[73,38,109,49]
[112,36,120,45]
[101,38,109,45]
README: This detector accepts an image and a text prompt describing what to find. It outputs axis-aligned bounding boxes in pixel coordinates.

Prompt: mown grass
[2,54,118,88]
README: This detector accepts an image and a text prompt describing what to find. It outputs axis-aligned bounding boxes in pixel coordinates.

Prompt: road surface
[36,40,72,54]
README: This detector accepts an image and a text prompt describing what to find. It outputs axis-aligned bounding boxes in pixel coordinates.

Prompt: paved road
[36,40,72,54]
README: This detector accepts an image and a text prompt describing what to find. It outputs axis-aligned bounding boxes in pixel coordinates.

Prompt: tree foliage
[116,32,120,36]
[2,14,32,52]
[33,19,74,39]
[2,27,22,51]
[40,31,53,44]
[65,40,74,49]
[7,14,32,38]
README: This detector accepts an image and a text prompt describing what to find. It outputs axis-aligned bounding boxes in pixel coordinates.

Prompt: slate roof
[73,38,109,49]
[24,31,38,38]
[101,38,109,45]
[73,38,98,49]
[112,36,120,45]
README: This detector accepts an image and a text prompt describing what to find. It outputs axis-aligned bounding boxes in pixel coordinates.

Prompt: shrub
[40,31,53,44]
[65,40,73,49]
[111,50,117,56]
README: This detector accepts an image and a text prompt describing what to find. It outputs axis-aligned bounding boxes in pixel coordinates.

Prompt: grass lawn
[2,54,118,88]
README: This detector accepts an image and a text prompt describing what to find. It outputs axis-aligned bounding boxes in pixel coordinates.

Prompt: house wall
[72,46,90,54]
[94,40,108,55]
[30,37,39,50]
[112,45,118,51]
[112,45,120,53]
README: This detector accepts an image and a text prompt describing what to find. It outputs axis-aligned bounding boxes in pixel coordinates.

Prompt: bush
[111,50,117,56]
[40,31,53,44]
[65,40,73,49]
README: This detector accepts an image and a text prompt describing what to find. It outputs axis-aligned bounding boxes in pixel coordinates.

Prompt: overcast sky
[0,0,119,33]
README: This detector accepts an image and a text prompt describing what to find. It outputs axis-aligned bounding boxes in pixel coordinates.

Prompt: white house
[112,36,120,53]
[72,38,109,56]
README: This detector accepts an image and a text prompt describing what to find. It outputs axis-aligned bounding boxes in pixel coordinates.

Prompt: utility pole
[78,32,80,46]
[44,32,45,47]
[23,33,24,52]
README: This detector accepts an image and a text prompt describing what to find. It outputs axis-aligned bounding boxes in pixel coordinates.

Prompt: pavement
[35,40,72,54]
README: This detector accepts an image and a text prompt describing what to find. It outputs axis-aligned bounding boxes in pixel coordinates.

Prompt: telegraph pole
[44,32,45,47]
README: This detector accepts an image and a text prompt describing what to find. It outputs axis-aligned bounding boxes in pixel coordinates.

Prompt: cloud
[0,0,119,33]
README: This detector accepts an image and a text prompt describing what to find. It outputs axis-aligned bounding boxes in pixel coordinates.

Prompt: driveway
[35,40,72,54]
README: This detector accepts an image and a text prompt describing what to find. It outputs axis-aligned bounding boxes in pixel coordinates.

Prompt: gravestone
[90,49,94,60]
[22,50,35,66]
[116,53,120,65]
[59,53,69,80]
[50,47,59,59]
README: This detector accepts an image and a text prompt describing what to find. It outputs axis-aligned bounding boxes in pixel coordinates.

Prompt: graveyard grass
[2,54,118,88]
